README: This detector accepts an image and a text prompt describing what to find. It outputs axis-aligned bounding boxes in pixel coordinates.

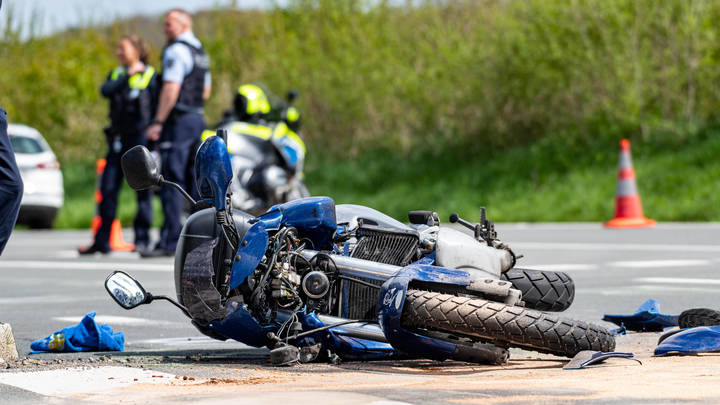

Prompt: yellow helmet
[234,84,271,121]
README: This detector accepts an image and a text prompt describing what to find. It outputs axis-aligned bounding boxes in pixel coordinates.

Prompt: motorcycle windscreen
[270,124,305,173]
[195,136,233,211]
[180,237,228,323]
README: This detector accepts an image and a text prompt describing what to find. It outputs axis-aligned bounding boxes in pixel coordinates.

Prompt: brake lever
[450,208,497,246]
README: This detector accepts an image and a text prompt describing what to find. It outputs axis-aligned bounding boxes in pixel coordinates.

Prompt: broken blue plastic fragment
[654,326,720,356]
[610,324,627,336]
[602,299,679,332]
[30,312,124,353]
[563,351,641,370]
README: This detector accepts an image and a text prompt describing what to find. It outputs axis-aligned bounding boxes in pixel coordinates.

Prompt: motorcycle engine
[244,227,336,325]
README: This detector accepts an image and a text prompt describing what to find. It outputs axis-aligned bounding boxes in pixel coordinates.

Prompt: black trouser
[156,112,204,252]
[0,106,23,255]
[93,131,152,250]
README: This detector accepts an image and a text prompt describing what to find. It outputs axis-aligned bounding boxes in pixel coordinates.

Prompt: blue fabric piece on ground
[654,326,720,356]
[30,312,124,353]
[602,299,679,332]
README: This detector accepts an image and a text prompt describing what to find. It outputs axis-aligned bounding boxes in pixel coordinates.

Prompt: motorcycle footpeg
[451,342,509,365]
[270,344,300,366]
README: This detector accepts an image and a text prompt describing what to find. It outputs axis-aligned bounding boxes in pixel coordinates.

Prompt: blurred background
[1,0,718,229]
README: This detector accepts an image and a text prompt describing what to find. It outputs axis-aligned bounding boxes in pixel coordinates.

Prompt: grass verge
[54,132,720,229]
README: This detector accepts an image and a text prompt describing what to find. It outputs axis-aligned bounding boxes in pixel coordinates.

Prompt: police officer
[79,35,158,254]
[0,107,23,255]
[0,0,24,255]
[143,9,210,257]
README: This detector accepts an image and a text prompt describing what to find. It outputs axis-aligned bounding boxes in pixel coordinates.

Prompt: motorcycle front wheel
[402,290,615,358]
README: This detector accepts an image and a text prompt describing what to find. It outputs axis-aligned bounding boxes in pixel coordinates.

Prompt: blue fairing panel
[258,197,337,248]
[209,306,277,348]
[377,264,476,360]
[655,326,720,356]
[229,221,268,290]
[299,312,397,360]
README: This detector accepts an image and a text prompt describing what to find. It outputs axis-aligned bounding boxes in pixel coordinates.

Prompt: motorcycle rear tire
[502,268,574,312]
[402,290,615,358]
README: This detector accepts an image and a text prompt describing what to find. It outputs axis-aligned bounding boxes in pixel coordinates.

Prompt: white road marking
[0,295,106,305]
[131,336,254,347]
[53,315,181,327]
[0,366,180,396]
[522,264,599,272]
[52,250,81,259]
[634,277,720,285]
[50,249,142,259]
[0,260,171,272]
[497,222,720,230]
[608,259,711,268]
[513,242,720,252]
[578,285,720,295]
[521,259,713,272]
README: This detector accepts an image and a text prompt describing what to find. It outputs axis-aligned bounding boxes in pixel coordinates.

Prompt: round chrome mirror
[105,271,149,309]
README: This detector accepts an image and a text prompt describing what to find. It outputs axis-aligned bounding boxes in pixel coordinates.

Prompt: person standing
[0,105,23,255]
[143,9,211,257]
[0,0,22,255]
[79,35,158,254]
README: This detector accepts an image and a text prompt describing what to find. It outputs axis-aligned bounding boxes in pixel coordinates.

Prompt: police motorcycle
[105,133,615,365]
[202,84,309,215]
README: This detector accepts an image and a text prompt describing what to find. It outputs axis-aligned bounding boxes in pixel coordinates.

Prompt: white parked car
[8,124,64,228]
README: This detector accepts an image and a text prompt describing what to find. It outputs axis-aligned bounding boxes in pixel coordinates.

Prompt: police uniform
[156,31,210,253]
[90,64,158,252]
[0,106,23,255]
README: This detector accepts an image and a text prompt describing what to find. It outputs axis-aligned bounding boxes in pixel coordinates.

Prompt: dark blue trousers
[93,132,153,250]
[0,107,23,255]
[157,112,204,252]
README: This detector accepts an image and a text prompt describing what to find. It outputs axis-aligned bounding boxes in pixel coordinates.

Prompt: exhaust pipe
[299,249,400,282]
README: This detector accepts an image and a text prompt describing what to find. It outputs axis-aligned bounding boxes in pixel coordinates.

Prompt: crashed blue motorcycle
[105,132,614,365]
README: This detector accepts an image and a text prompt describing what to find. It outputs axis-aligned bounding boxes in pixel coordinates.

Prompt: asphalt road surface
[1,223,720,404]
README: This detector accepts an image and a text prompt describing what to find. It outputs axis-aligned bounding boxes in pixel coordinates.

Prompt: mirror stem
[147,293,191,318]
[161,180,197,206]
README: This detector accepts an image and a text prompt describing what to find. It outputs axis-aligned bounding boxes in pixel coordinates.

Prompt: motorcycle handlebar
[449,212,476,232]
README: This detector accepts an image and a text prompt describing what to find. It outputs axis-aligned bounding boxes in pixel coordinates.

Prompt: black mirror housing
[122,145,162,190]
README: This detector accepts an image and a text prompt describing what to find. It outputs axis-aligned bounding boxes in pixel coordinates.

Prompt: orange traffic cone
[80,159,135,251]
[605,139,655,228]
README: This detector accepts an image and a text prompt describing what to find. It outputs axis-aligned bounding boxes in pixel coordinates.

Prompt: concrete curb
[0,322,19,363]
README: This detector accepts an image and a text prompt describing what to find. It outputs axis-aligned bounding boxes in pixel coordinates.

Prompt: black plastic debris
[563,351,641,370]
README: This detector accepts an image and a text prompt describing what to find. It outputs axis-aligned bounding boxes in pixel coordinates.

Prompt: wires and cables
[287,319,373,341]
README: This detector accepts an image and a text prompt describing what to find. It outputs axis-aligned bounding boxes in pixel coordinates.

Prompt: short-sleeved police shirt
[162,31,212,87]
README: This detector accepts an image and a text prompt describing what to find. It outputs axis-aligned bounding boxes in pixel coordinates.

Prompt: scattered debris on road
[0,322,19,363]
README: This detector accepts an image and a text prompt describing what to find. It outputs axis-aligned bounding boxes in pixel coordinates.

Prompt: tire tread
[403,289,615,357]
[501,268,574,312]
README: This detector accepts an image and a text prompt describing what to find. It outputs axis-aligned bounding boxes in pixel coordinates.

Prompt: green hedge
[3,0,720,161]
[2,0,719,226]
